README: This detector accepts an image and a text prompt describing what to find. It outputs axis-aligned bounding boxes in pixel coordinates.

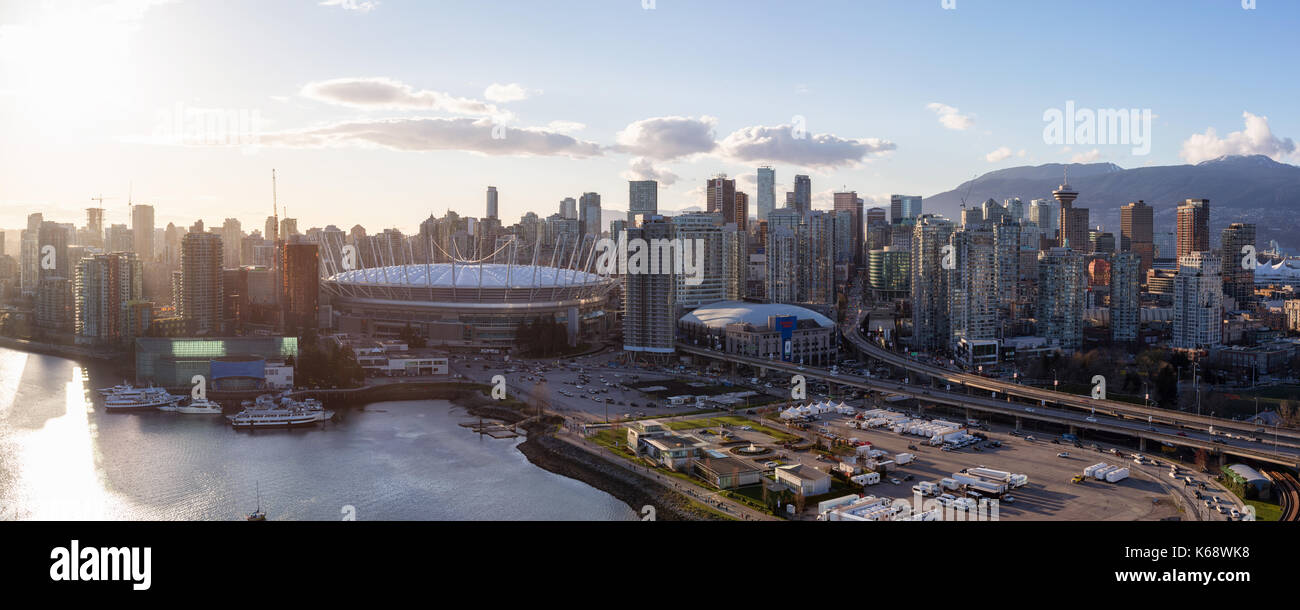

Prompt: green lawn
[1244,499,1283,522]
[662,415,800,443]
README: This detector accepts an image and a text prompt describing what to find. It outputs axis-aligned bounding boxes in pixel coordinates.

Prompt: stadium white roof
[328,263,608,288]
[679,300,834,329]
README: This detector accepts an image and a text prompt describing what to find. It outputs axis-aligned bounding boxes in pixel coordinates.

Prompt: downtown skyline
[2,0,1299,234]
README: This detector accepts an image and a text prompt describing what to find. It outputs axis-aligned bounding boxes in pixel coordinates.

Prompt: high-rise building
[1120,200,1154,277]
[1053,176,1088,251]
[622,218,676,356]
[733,191,749,232]
[279,217,298,239]
[486,186,499,220]
[579,192,602,236]
[132,204,155,262]
[804,211,836,305]
[890,195,922,225]
[756,166,776,221]
[1176,198,1210,259]
[706,175,737,227]
[866,207,886,225]
[671,212,729,308]
[1110,252,1140,344]
[868,247,910,300]
[74,252,143,345]
[221,218,243,268]
[180,231,224,335]
[628,180,658,227]
[765,208,802,304]
[85,207,105,248]
[265,216,279,243]
[833,191,864,267]
[948,225,999,351]
[19,212,42,295]
[910,214,954,352]
[792,175,811,218]
[1037,247,1086,351]
[1028,199,1057,242]
[993,220,1021,317]
[1172,251,1222,350]
[560,197,577,220]
[280,241,319,331]
[1220,222,1256,306]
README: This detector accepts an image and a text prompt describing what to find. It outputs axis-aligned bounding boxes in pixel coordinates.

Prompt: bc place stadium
[320,233,617,350]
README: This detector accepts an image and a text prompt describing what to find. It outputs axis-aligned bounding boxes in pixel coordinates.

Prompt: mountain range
[922,155,1300,252]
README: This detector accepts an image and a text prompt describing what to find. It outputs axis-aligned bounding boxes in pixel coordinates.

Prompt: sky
[1,0,1297,236]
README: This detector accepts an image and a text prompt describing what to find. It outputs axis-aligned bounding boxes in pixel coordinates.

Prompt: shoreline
[3,342,719,521]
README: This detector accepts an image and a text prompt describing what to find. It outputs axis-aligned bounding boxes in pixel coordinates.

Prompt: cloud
[260,117,602,157]
[484,82,536,103]
[1180,111,1297,164]
[985,146,1013,162]
[1071,148,1101,163]
[621,157,679,186]
[615,115,718,160]
[320,0,379,12]
[718,123,895,169]
[544,120,585,134]
[300,77,511,120]
[926,102,974,131]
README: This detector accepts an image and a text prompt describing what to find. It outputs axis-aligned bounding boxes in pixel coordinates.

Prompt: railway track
[1265,469,1300,521]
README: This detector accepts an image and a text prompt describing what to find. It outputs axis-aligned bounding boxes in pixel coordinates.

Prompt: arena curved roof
[327,263,608,288]
[679,300,834,329]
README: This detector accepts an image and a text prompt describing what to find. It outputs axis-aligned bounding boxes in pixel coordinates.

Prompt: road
[677,343,1300,469]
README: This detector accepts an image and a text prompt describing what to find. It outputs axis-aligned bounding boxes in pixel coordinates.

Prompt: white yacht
[102,385,182,411]
[229,394,332,428]
[161,396,224,414]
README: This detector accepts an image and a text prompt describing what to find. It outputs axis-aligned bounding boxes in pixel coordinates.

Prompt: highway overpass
[840,311,1300,446]
[676,343,1300,469]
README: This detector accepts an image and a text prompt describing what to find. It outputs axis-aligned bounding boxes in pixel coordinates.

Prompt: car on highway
[1057,452,1070,458]
[1024,408,1035,413]
[1085,417,1098,423]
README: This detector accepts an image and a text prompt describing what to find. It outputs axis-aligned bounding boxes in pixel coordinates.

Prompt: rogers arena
[322,263,614,350]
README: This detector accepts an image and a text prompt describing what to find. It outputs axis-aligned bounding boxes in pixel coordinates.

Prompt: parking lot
[798,411,1243,521]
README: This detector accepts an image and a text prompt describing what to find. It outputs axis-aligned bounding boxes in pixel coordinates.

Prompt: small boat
[247,482,266,521]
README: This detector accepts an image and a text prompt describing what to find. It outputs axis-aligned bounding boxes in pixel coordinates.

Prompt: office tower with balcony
[804,210,836,305]
[910,214,954,352]
[993,220,1021,316]
[180,231,224,335]
[948,225,999,352]
[765,223,800,305]
[671,212,729,308]
[1220,223,1256,306]
[1037,247,1087,351]
[622,218,676,356]
[74,252,143,345]
[706,175,744,230]
[1176,198,1210,259]
[280,241,319,331]
[1172,251,1222,350]
[1110,252,1140,344]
